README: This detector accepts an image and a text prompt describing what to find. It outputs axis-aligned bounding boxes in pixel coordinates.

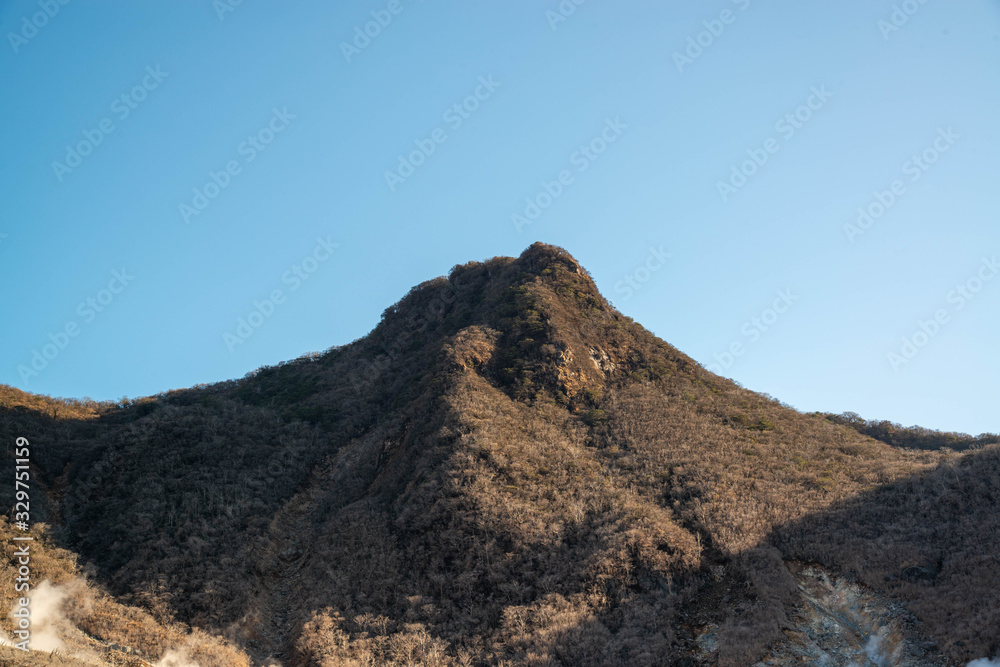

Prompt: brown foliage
[1,243,995,666]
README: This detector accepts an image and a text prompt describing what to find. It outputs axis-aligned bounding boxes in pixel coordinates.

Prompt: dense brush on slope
[0,517,249,666]
[822,411,1000,451]
[1,243,997,666]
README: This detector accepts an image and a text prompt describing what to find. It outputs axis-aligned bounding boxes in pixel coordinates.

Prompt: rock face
[726,564,945,666]
[0,243,997,667]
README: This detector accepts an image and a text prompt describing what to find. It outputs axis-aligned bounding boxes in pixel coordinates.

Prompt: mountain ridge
[1,243,997,667]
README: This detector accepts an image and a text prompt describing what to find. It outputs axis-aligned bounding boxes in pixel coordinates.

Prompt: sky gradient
[1,0,998,435]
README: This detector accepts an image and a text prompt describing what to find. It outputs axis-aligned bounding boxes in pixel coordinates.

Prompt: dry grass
[1,243,996,666]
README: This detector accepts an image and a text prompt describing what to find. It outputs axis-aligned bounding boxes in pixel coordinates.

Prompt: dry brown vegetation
[1,243,997,666]
[822,411,999,451]
[0,519,248,667]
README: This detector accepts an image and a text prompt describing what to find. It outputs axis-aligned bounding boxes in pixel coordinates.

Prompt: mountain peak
[3,244,996,667]
[516,241,587,277]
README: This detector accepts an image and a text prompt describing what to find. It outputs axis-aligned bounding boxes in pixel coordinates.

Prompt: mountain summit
[1,243,997,667]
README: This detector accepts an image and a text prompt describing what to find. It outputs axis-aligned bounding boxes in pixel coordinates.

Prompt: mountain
[1,243,997,667]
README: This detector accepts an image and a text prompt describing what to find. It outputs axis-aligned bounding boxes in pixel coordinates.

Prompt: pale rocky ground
[0,630,155,667]
[690,564,948,667]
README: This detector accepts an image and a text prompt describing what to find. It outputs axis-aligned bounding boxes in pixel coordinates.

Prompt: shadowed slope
[1,243,995,666]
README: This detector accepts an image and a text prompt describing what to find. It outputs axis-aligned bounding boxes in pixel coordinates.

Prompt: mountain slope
[1,243,996,666]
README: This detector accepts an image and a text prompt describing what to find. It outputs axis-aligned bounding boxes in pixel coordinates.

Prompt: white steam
[155,647,203,667]
[4,578,213,667]
[6,579,78,652]
[26,579,71,652]
[5,578,94,663]
[863,633,898,667]
[967,660,1000,667]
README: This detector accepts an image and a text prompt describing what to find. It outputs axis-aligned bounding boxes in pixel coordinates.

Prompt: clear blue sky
[1,0,998,435]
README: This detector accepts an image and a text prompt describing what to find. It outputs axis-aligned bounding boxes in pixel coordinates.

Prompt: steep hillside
[1,243,997,666]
